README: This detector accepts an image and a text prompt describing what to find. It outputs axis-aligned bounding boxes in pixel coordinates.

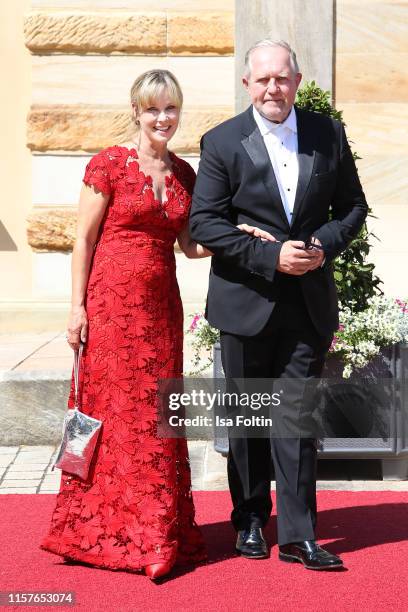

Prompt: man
[190,40,368,570]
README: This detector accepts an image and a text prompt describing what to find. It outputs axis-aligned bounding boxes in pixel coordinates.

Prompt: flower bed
[330,297,408,377]
[188,297,408,378]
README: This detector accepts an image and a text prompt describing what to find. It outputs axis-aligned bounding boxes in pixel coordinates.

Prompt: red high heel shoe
[144,562,172,580]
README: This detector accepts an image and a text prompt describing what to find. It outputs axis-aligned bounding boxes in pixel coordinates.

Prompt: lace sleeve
[83,151,112,195]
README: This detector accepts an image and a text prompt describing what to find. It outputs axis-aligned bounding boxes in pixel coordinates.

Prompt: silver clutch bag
[53,343,102,480]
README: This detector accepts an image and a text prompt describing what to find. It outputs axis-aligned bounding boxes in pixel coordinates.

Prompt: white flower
[188,296,408,377]
[331,295,408,377]
[343,364,353,379]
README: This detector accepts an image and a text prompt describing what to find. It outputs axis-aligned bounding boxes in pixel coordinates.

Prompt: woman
[40,69,273,580]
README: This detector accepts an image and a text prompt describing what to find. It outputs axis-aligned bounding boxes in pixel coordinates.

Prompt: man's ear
[242,76,249,91]
[295,72,302,88]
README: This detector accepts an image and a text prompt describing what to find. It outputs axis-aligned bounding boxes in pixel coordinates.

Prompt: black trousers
[220,298,333,546]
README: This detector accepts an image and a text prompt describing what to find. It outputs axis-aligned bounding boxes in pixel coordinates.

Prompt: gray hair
[244,40,300,77]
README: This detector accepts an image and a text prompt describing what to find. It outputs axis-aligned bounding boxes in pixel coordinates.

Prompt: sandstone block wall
[22,1,236,312]
[25,10,234,55]
[27,105,232,153]
[336,0,408,296]
[1,0,406,322]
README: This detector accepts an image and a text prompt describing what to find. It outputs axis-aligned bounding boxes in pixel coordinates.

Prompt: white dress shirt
[252,105,299,225]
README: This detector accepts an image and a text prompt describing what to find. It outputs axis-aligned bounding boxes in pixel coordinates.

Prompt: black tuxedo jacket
[189,105,368,337]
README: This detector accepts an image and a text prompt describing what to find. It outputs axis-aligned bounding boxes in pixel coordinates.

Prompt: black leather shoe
[236,527,269,559]
[279,540,343,570]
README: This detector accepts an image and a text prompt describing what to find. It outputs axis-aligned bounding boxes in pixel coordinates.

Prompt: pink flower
[329,336,338,352]
[396,299,408,314]
[189,313,203,332]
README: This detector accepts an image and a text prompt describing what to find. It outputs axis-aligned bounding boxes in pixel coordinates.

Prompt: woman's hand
[237,223,278,242]
[66,306,88,351]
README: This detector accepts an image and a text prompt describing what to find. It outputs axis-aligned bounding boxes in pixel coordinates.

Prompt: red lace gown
[40,146,206,572]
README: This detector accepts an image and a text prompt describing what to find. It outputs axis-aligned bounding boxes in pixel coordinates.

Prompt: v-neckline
[117,145,176,207]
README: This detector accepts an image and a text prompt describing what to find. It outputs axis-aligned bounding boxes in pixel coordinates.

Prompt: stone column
[235,0,334,112]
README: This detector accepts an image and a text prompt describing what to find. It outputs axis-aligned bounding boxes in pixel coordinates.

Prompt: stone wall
[27,106,232,153]
[336,0,408,297]
[0,0,406,332]
[25,10,233,55]
[22,1,235,319]
[0,0,32,309]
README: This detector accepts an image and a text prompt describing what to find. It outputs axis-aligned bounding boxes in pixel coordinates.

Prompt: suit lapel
[240,107,290,229]
[291,108,316,227]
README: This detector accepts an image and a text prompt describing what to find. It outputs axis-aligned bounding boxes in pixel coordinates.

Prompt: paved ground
[0,332,69,377]
[0,331,203,379]
[1,443,408,494]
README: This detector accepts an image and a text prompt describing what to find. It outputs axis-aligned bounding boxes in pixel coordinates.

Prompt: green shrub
[296,81,383,310]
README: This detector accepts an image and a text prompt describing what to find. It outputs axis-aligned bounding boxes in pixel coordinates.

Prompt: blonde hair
[130,69,183,128]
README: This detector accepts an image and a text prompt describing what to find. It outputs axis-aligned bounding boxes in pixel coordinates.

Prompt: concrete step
[0,332,70,444]
[1,377,70,445]
[0,331,212,445]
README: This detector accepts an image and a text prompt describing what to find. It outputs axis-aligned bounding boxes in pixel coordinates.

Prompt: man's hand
[277,240,323,275]
[237,223,277,242]
[305,237,325,270]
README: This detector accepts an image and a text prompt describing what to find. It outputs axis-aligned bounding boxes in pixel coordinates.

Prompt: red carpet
[1,491,408,611]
